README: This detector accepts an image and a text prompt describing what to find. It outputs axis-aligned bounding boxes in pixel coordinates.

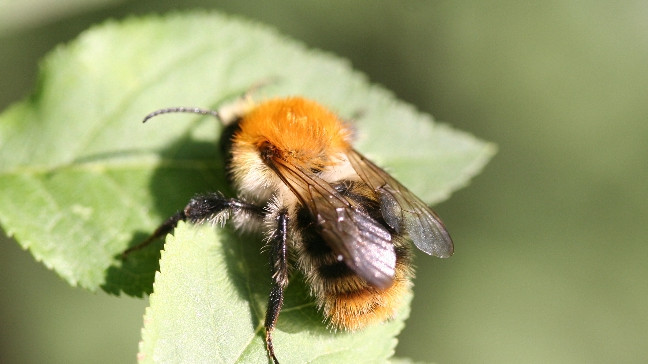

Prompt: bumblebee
[126,96,453,363]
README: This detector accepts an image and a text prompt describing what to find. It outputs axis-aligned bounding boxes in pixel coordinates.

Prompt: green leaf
[139,222,409,363]
[0,11,494,295]
[0,11,495,362]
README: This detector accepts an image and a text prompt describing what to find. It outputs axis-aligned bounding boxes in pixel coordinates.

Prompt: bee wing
[348,150,454,258]
[271,158,396,289]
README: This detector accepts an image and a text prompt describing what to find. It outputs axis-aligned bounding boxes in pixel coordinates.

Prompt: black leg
[264,209,289,364]
[122,192,264,257]
[121,210,185,256]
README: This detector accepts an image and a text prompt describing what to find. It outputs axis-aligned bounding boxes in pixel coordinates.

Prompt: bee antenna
[142,107,221,123]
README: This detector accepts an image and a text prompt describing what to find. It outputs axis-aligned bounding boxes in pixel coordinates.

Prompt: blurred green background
[1,1,646,363]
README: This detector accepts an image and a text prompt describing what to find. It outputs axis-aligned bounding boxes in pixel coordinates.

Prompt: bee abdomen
[298,233,414,331]
[320,244,413,330]
[294,180,415,330]
[321,271,412,331]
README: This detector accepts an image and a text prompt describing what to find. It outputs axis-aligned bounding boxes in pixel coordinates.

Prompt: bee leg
[122,192,264,257]
[121,210,185,257]
[264,209,289,364]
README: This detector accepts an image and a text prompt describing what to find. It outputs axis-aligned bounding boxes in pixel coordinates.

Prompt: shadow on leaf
[101,118,227,296]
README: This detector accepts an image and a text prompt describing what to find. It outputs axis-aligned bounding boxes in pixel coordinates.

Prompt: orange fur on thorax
[235,97,352,168]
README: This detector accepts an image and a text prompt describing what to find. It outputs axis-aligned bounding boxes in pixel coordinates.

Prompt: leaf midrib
[0,156,218,176]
